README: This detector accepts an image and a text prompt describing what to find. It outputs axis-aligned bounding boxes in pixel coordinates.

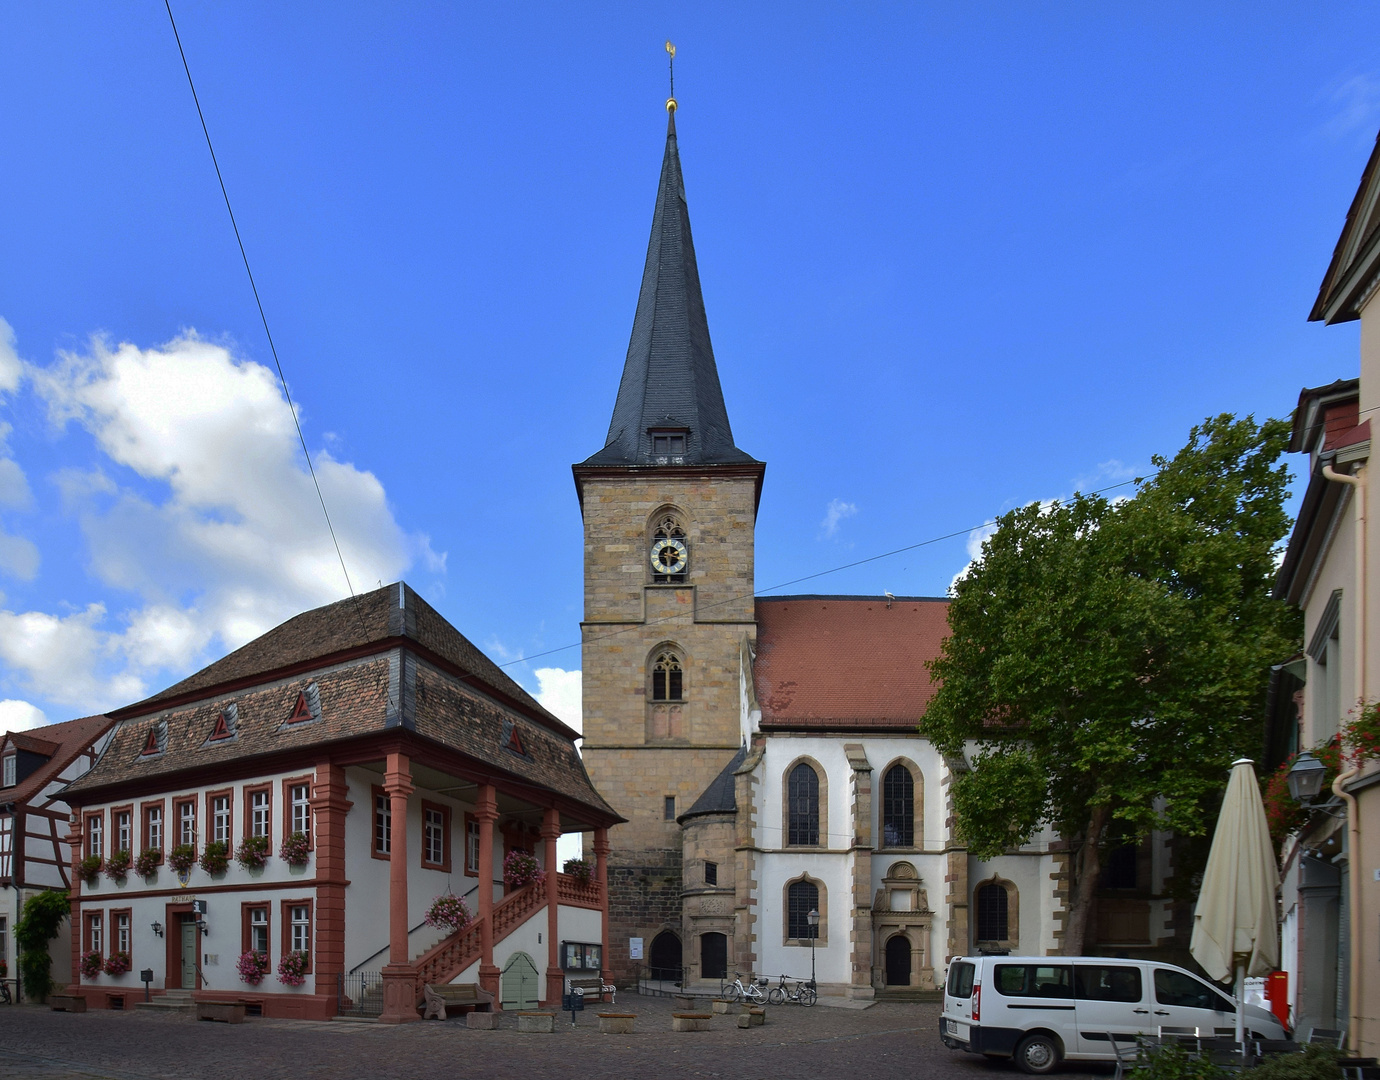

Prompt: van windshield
[993,964,1073,998]
[947,962,975,998]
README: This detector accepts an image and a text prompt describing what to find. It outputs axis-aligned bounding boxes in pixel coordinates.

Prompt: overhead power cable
[496,474,1145,670]
[163,1,359,608]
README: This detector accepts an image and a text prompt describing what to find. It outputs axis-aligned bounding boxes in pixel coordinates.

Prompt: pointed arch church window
[882,765,914,847]
[787,763,820,846]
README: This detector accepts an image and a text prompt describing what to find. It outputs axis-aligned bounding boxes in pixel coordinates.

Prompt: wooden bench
[569,977,616,1005]
[196,1000,247,1024]
[421,982,495,1020]
[49,993,87,1013]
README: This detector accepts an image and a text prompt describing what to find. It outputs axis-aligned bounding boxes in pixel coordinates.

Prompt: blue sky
[0,2,1376,735]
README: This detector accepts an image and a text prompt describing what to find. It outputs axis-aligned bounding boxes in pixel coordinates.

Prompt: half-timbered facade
[0,714,115,993]
[62,582,620,1021]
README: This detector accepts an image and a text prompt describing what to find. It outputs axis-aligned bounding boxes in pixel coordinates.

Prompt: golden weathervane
[666,41,677,113]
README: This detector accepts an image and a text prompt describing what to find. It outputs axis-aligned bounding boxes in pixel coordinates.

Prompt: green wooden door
[500,952,539,1010]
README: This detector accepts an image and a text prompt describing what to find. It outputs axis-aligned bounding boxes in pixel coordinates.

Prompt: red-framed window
[85,812,104,860]
[244,784,272,840]
[371,786,390,859]
[111,804,133,856]
[206,788,233,847]
[421,801,451,872]
[141,800,165,862]
[283,776,313,848]
[280,897,313,973]
[111,907,132,959]
[242,901,270,956]
[463,812,481,877]
[174,796,197,850]
[83,909,104,955]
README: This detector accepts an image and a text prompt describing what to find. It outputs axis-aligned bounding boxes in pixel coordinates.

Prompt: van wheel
[1014,1034,1061,1075]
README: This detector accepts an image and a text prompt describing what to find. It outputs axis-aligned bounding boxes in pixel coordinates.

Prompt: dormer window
[650,430,686,458]
[2,754,14,788]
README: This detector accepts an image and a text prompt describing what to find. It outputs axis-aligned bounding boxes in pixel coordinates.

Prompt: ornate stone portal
[871,861,936,990]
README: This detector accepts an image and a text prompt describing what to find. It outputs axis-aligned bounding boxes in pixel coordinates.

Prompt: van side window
[1075,965,1143,1003]
[994,964,1073,998]
[947,962,975,998]
[1154,968,1234,1012]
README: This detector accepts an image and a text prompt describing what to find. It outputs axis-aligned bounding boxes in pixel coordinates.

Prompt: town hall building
[577,101,1180,999]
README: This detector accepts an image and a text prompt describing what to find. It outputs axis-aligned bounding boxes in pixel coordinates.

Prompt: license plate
[946,1020,960,1035]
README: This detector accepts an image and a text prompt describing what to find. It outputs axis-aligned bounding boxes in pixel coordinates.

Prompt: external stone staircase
[134,988,196,1014]
[411,880,547,994]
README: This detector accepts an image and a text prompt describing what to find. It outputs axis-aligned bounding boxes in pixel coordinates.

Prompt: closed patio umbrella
[1189,758,1280,1044]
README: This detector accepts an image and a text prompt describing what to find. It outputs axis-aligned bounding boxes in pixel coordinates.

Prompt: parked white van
[941,956,1288,1074]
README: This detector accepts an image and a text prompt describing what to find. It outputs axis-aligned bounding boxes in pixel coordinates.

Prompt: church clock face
[650,537,688,576]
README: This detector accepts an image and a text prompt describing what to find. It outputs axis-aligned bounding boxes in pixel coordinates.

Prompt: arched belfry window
[647,647,685,741]
[882,764,914,848]
[650,511,688,584]
[787,763,820,846]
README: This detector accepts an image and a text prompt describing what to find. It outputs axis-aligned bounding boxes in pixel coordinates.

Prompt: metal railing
[338,971,385,1017]
[637,965,684,997]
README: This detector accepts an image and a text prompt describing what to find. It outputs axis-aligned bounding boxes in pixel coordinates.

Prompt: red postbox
[1264,970,1289,1030]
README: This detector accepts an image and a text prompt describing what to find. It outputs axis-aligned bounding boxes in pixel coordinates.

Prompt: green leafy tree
[922,415,1299,954]
[15,889,70,1000]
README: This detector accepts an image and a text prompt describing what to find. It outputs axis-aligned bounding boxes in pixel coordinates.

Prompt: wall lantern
[1286,750,1328,806]
[150,921,163,938]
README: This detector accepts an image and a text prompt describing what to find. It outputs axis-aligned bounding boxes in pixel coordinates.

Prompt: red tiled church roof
[753,595,950,731]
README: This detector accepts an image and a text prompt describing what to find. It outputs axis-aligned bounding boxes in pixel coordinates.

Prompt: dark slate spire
[582,110,757,467]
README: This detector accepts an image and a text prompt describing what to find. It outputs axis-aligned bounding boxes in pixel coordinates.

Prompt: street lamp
[1287,750,1328,806]
[807,908,820,989]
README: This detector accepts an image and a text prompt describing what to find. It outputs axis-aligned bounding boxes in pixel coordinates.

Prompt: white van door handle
[1133,1009,1149,1014]
[1154,1010,1171,1016]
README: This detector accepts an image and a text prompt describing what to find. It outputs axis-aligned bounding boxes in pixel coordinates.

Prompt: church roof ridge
[580,110,757,469]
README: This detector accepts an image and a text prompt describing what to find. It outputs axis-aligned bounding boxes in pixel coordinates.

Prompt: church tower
[574,103,764,984]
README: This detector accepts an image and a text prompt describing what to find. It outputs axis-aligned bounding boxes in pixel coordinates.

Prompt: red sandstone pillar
[542,808,562,1006]
[476,784,500,1002]
[67,813,83,992]
[379,752,417,1024]
[311,763,351,1007]
[593,827,611,986]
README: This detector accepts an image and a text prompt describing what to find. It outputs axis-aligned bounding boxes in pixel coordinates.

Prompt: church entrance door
[700,932,727,981]
[885,935,911,986]
[649,931,682,982]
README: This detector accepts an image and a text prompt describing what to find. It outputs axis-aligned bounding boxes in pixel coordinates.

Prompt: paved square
[0,997,1076,1080]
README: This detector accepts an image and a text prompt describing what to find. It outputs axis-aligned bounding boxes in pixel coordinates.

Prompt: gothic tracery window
[787,762,820,846]
[647,648,685,740]
[882,764,915,848]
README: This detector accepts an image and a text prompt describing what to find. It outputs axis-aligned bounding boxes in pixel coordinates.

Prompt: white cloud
[0,530,39,580]
[1321,72,1380,141]
[0,318,21,394]
[820,498,858,539]
[535,667,582,733]
[0,326,444,713]
[0,699,47,736]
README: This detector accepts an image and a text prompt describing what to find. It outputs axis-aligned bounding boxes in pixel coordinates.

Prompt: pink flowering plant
[77,855,102,886]
[503,849,544,890]
[103,950,131,977]
[134,848,160,879]
[279,831,310,867]
[562,857,593,885]
[237,950,270,986]
[80,950,103,980]
[199,841,230,876]
[278,950,308,987]
[424,893,472,932]
[1344,703,1380,766]
[104,850,131,883]
[167,844,196,875]
[236,835,270,871]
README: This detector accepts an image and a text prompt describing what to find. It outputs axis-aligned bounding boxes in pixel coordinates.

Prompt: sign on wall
[561,941,603,971]
[629,937,643,960]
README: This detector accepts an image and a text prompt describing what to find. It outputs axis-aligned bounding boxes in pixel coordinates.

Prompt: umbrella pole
[1235,964,1246,1048]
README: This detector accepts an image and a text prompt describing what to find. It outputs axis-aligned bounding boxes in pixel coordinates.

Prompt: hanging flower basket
[134,848,160,879]
[237,950,270,986]
[278,950,308,987]
[78,855,103,886]
[104,850,132,883]
[1262,740,1343,845]
[1344,703,1380,766]
[424,893,472,932]
[279,831,310,867]
[236,835,271,871]
[199,841,230,876]
[562,857,593,885]
[503,849,544,890]
[103,950,131,977]
[80,950,103,980]
[168,843,196,876]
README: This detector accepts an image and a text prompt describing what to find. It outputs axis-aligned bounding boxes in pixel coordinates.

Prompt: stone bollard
[671,1012,713,1032]
[747,1006,766,1026]
[598,1013,636,1034]
[673,994,696,1011]
[467,1012,497,1029]
[711,998,732,1014]
[736,1012,752,1028]
[517,1011,555,1033]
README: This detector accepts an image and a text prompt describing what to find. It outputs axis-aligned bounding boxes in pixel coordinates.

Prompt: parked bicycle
[724,972,769,1005]
[766,974,816,1007]
[0,979,13,1005]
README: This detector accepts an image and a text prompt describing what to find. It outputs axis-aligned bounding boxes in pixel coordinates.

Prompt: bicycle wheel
[767,987,786,1005]
[799,985,817,1007]
[724,983,743,1003]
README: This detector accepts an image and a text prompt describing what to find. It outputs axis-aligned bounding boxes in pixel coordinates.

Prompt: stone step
[873,988,943,1003]
[134,989,196,1013]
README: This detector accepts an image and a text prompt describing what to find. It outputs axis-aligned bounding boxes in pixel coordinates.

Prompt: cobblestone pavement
[0,997,1112,1080]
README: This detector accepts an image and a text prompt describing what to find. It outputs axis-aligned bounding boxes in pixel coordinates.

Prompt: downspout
[1321,462,1364,1052]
